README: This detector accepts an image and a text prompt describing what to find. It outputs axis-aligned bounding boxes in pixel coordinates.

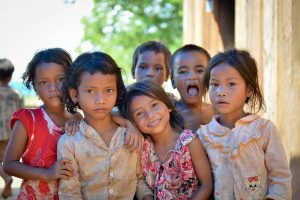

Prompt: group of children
[1,41,292,200]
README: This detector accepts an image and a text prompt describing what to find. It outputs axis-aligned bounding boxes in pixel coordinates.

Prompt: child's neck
[178,99,202,111]
[218,111,247,129]
[85,115,117,147]
[42,104,65,115]
[151,125,179,163]
[42,104,67,127]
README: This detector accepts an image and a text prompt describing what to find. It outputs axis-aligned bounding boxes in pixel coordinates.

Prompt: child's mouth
[187,85,199,97]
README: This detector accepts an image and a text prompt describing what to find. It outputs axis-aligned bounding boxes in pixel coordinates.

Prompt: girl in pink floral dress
[3,48,82,199]
[122,80,213,200]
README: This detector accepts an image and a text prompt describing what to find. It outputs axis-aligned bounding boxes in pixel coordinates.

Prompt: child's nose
[146,68,155,77]
[217,86,226,96]
[95,94,106,104]
[48,82,59,92]
[187,70,197,80]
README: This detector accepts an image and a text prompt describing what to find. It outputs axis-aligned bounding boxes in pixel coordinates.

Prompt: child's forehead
[35,62,65,76]
[173,51,209,67]
[139,50,165,59]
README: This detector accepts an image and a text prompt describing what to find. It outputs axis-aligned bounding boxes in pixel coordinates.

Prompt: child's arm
[189,136,213,200]
[112,109,144,152]
[3,121,73,180]
[135,152,153,200]
[57,135,82,199]
[264,121,291,199]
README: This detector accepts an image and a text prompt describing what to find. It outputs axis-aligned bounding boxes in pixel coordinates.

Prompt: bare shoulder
[201,103,216,124]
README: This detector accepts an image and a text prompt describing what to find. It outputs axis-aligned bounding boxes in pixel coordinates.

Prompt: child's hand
[124,122,144,153]
[61,120,80,135]
[46,158,74,180]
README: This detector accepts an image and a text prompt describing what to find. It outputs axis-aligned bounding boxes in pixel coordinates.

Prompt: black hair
[22,48,72,89]
[170,44,211,86]
[204,48,265,113]
[131,41,171,80]
[0,58,14,81]
[121,80,184,134]
[63,51,126,113]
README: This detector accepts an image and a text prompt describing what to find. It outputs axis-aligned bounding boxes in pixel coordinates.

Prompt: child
[170,44,215,131]
[3,48,82,199]
[122,80,213,200]
[197,49,291,199]
[132,40,171,86]
[0,58,22,198]
[57,52,153,199]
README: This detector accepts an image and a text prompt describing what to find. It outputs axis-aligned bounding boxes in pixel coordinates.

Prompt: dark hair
[131,41,171,80]
[63,51,126,113]
[204,48,265,113]
[22,48,72,89]
[0,58,14,81]
[170,44,211,86]
[121,80,184,134]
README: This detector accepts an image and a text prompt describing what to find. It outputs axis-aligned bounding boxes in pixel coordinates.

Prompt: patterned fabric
[11,107,64,200]
[141,129,200,200]
[57,120,152,200]
[197,114,292,200]
[0,86,22,140]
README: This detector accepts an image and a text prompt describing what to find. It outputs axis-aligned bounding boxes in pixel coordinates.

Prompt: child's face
[34,62,65,108]
[172,51,208,105]
[209,63,252,118]
[70,72,117,123]
[134,51,167,86]
[130,95,171,135]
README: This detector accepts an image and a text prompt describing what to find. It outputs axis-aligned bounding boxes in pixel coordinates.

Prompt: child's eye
[196,68,204,74]
[228,82,236,86]
[178,70,187,74]
[210,82,218,87]
[57,77,64,82]
[87,89,93,94]
[136,111,144,117]
[40,80,47,85]
[155,66,163,71]
[152,102,159,107]
[138,65,147,70]
[106,88,114,93]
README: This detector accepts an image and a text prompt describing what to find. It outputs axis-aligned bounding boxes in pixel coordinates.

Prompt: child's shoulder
[178,129,197,146]
[66,111,83,121]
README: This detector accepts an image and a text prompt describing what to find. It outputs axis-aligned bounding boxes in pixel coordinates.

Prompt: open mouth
[187,85,199,97]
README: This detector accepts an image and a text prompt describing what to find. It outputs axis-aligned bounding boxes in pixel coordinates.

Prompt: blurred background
[0,0,299,199]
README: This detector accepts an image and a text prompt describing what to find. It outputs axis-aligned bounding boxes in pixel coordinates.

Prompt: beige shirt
[57,120,152,200]
[197,114,291,200]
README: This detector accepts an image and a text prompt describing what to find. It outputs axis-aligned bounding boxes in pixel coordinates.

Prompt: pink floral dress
[141,129,200,200]
[10,107,63,200]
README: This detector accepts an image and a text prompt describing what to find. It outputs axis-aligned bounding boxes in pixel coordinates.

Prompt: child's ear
[69,88,79,103]
[246,86,253,98]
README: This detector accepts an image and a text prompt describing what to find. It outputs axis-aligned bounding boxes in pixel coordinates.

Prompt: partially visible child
[197,49,291,199]
[132,41,171,86]
[3,48,82,199]
[58,52,153,199]
[170,44,215,131]
[0,58,22,198]
[122,80,213,200]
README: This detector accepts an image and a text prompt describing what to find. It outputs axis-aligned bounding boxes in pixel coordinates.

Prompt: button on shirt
[57,120,152,200]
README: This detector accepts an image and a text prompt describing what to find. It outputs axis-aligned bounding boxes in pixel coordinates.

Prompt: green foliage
[78,0,183,82]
